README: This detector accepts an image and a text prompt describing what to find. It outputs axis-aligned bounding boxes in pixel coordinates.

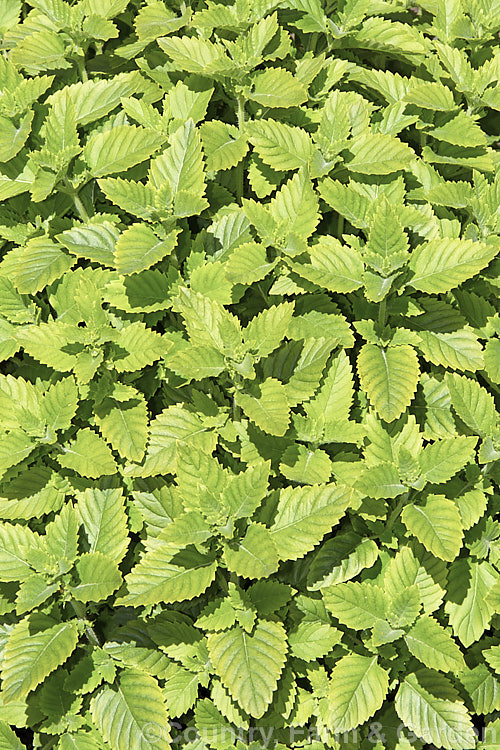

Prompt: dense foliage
[0,0,499,748]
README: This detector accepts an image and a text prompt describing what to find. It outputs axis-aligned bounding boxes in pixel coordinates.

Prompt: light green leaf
[405,616,466,674]
[293,236,364,293]
[419,436,477,483]
[235,378,290,437]
[289,621,341,661]
[247,68,307,108]
[446,559,498,646]
[347,133,414,174]
[357,344,420,422]
[90,668,171,749]
[201,121,248,171]
[58,429,117,478]
[41,377,78,432]
[243,302,294,358]
[71,552,122,603]
[364,196,409,275]
[95,396,148,462]
[150,119,206,217]
[57,221,119,266]
[446,373,497,436]
[418,328,484,371]
[401,495,463,562]
[355,463,405,499]
[0,523,40,582]
[270,484,350,561]
[308,533,379,590]
[323,581,387,629]
[14,237,73,294]
[207,620,287,718]
[395,670,476,750]
[409,239,497,293]
[115,225,178,276]
[326,655,389,732]
[84,124,166,177]
[0,721,23,750]
[223,523,279,580]
[76,488,129,563]
[118,547,217,607]
[1,618,79,703]
[247,119,314,171]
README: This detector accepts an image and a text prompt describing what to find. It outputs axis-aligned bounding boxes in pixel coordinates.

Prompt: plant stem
[378,297,387,328]
[72,191,90,222]
[337,214,344,240]
[385,492,410,533]
[77,57,88,82]
[64,178,90,222]
[236,95,245,132]
[70,599,101,647]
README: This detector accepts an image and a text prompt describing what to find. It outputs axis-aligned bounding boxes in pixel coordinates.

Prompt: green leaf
[247,69,307,108]
[201,121,248,171]
[247,119,314,171]
[76,488,129,563]
[404,615,466,674]
[419,437,477,483]
[409,239,497,293]
[13,237,73,294]
[355,463,405,499]
[484,646,500,675]
[401,495,464,562]
[207,620,287,718]
[243,302,294,358]
[405,81,456,110]
[357,344,420,422]
[90,668,171,749]
[418,328,484,371]
[347,133,414,174]
[288,621,341,661]
[115,225,178,276]
[150,119,207,216]
[323,581,387,629]
[325,655,389,732]
[0,523,39,582]
[395,670,476,750]
[71,552,122,603]
[1,618,79,703]
[0,721,23,750]
[97,177,156,220]
[57,221,119,266]
[445,559,498,646]
[223,523,279,580]
[235,378,290,437]
[41,377,78,432]
[118,547,217,607]
[58,429,117,478]
[446,373,497,436]
[95,396,148,462]
[308,533,379,590]
[364,196,409,275]
[270,484,350,561]
[84,124,166,177]
[292,236,364,293]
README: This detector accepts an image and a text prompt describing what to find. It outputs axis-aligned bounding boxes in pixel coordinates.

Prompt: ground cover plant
[0,0,499,748]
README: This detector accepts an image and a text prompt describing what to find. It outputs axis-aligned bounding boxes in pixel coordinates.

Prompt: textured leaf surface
[401,496,464,561]
[326,655,389,732]
[1,619,79,703]
[207,620,287,718]
[357,344,419,422]
[91,668,171,749]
